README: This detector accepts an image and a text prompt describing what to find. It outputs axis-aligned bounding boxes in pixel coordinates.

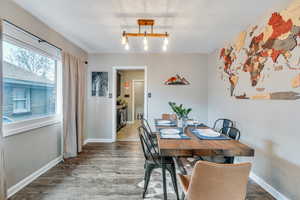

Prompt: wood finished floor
[10,142,275,200]
[117,121,140,141]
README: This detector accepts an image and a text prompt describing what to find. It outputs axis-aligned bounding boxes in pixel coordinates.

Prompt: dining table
[155,119,255,200]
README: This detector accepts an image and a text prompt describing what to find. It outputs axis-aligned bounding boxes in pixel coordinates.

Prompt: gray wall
[4,124,61,188]
[208,50,300,199]
[1,0,87,189]
[87,53,208,139]
[206,0,300,198]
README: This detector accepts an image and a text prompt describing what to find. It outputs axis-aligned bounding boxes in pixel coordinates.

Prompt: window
[2,22,62,136]
[12,88,31,114]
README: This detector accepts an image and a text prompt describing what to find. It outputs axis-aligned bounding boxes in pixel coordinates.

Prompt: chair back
[138,126,159,164]
[220,126,241,141]
[186,161,251,200]
[162,113,177,120]
[140,120,158,151]
[213,118,233,134]
[141,118,152,134]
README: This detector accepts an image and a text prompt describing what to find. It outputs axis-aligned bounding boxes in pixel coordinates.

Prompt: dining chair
[220,126,241,164]
[162,113,177,120]
[186,126,241,166]
[141,118,153,135]
[139,125,158,152]
[220,126,241,140]
[138,126,179,199]
[213,118,234,134]
[178,161,251,200]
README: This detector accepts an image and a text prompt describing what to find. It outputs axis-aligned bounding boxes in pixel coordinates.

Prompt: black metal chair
[140,124,158,154]
[213,118,234,134]
[187,126,241,167]
[219,126,241,163]
[141,118,153,134]
[138,126,179,199]
[141,118,158,148]
[220,126,240,141]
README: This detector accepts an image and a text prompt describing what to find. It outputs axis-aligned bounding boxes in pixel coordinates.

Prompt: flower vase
[177,118,183,128]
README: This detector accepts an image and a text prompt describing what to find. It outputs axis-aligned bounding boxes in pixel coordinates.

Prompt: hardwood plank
[9,142,272,200]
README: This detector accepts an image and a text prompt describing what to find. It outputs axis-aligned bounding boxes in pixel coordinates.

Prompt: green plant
[168,102,192,119]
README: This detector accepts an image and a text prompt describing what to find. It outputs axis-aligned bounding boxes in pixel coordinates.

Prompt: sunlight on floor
[117,120,141,141]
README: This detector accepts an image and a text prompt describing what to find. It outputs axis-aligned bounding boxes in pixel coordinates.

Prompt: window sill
[3,116,61,137]
[12,111,31,115]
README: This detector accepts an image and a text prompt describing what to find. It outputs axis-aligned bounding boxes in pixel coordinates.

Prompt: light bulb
[121,36,126,45]
[125,43,130,50]
[162,45,167,52]
[144,44,148,51]
[143,36,148,45]
[164,37,169,45]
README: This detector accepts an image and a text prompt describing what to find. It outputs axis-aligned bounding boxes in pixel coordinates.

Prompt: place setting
[159,128,190,140]
[190,127,231,140]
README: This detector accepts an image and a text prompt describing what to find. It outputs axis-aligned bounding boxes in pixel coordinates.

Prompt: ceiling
[14,0,289,53]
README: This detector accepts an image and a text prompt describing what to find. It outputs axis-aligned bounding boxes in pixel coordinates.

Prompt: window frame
[2,23,62,137]
[12,87,31,114]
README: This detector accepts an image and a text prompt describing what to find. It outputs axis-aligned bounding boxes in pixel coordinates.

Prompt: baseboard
[84,138,114,144]
[7,156,63,198]
[117,138,139,142]
[250,172,290,200]
[126,121,134,124]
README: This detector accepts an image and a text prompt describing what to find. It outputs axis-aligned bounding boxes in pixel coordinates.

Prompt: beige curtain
[0,19,7,200]
[63,52,86,158]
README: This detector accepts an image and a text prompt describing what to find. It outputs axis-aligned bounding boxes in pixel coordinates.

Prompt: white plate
[161,135,181,139]
[160,128,180,135]
[157,120,172,124]
[194,129,220,137]
[186,120,195,125]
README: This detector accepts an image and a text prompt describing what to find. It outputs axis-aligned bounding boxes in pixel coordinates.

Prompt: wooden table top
[156,125,255,157]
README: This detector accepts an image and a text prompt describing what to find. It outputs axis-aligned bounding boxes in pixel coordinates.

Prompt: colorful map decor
[219,0,300,100]
[164,74,190,85]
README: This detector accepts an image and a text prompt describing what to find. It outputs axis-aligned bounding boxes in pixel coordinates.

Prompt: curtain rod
[3,19,88,64]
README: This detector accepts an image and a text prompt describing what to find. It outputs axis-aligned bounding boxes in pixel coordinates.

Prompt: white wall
[86,53,208,139]
[0,0,87,59]
[0,0,87,189]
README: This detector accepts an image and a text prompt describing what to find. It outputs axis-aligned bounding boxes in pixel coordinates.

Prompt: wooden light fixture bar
[123,19,169,38]
[124,32,169,37]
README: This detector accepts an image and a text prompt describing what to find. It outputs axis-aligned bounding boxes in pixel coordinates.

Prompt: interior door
[134,81,144,120]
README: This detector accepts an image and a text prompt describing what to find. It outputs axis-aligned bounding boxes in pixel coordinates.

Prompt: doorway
[132,80,144,121]
[112,66,147,142]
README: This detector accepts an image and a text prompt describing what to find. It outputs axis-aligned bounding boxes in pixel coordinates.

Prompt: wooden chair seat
[178,174,190,194]
[178,161,251,200]
[162,113,177,120]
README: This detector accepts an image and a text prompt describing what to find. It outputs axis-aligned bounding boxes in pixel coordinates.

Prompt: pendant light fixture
[121,19,169,51]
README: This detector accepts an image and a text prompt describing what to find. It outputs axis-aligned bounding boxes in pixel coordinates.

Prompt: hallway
[117,121,140,141]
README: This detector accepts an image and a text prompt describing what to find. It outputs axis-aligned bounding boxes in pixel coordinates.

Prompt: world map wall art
[219,1,300,100]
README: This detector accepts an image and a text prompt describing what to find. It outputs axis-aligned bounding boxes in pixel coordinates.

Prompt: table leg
[161,156,168,200]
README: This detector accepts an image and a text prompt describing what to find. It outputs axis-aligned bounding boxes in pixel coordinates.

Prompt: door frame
[132,80,145,121]
[112,66,148,142]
